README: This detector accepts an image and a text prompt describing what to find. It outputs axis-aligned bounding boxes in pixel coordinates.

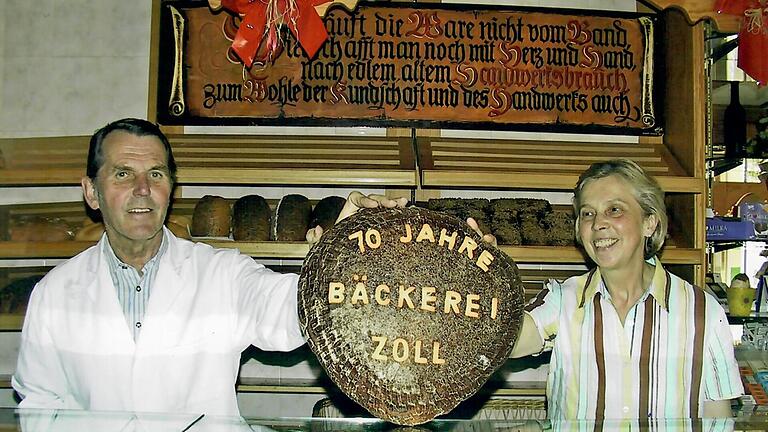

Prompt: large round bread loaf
[191,195,231,237]
[273,194,311,241]
[232,195,271,241]
[299,207,525,425]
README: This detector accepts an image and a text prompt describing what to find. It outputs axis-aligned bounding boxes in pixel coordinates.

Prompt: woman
[497,159,742,419]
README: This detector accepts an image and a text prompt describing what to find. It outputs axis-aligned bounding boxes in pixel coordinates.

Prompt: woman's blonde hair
[573,158,668,259]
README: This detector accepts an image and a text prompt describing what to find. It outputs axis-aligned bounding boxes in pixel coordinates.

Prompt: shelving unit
[0,2,731,417]
[0,8,709,338]
[0,240,702,264]
[0,135,419,187]
[419,137,704,193]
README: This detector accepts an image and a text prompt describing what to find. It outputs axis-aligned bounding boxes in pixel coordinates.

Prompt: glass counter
[2,408,768,432]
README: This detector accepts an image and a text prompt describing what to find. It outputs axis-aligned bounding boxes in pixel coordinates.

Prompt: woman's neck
[601,260,655,322]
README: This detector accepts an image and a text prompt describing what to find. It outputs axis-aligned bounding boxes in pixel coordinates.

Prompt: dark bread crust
[299,207,525,425]
[233,195,271,241]
[191,195,231,237]
[274,194,311,241]
[309,196,346,233]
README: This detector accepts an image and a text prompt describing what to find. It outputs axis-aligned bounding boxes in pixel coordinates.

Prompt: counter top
[0,407,764,432]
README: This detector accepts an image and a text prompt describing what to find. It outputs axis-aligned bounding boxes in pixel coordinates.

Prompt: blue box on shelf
[740,201,768,238]
[706,217,757,241]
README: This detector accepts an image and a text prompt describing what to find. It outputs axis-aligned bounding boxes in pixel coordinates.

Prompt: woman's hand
[466,217,498,247]
[466,217,546,358]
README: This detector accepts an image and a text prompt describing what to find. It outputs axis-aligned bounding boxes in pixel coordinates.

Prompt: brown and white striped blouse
[526,257,743,420]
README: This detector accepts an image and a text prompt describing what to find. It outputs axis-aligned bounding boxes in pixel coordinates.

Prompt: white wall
[0,0,152,138]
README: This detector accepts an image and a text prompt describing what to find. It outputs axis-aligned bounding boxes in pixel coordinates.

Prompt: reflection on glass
[0,409,747,432]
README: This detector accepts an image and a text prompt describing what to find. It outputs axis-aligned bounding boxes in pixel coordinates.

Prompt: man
[12,118,404,415]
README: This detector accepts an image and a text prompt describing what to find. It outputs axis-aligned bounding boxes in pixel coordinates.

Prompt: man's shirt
[103,233,168,340]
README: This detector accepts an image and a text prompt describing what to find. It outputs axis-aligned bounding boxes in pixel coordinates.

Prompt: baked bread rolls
[191,195,231,237]
[273,194,311,241]
[232,195,271,241]
[309,196,346,233]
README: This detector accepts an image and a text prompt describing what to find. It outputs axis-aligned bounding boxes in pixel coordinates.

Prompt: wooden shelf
[178,168,416,187]
[422,171,704,193]
[0,135,418,187]
[418,137,703,193]
[205,241,311,258]
[0,241,95,259]
[0,168,418,187]
[0,47,709,286]
[499,245,701,265]
[0,241,310,259]
[0,314,24,331]
[0,241,702,264]
[0,168,86,185]
[645,0,740,32]
[0,135,699,192]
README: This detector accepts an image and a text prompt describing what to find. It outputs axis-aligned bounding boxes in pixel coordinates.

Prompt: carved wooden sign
[298,207,525,425]
[157,1,660,134]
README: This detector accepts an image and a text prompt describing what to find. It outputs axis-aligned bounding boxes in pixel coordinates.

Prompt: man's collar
[102,231,168,273]
[578,256,670,311]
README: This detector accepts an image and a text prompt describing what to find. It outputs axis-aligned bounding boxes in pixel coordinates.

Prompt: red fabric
[220,0,331,66]
[715,0,768,85]
[714,0,755,14]
[738,6,768,84]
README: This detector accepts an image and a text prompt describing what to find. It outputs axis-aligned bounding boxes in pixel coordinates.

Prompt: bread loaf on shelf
[544,211,575,246]
[10,217,74,242]
[421,198,573,246]
[519,213,549,246]
[74,217,192,241]
[489,199,522,245]
[191,195,231,237]
[309,196,346,232]
[273,194,312,241]
[167,215,192,240]
[426,198,491,234]
[232,195,271,241]
[0,275,42,314]
[75,221,105,241]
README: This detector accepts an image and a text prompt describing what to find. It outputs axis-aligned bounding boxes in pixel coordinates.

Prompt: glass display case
[0,408,765,432]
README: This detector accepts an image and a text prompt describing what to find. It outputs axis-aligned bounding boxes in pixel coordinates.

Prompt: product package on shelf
[706,217,758,241]
[740,202,768,238]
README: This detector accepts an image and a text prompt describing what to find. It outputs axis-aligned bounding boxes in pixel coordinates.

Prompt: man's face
[82,131,173,249]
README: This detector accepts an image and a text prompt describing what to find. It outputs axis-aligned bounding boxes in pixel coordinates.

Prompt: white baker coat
[12,228,305,415]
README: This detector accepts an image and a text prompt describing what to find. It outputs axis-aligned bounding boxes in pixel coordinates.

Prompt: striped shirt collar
[102,231,169,275]
[578,256,669,311]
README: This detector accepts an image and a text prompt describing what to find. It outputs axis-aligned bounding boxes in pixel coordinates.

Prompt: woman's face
[577,175,657,272]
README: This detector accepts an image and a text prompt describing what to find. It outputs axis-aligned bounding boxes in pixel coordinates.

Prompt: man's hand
[336,192,408,223]
[306,226,324,244]
[306,192,408,244]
